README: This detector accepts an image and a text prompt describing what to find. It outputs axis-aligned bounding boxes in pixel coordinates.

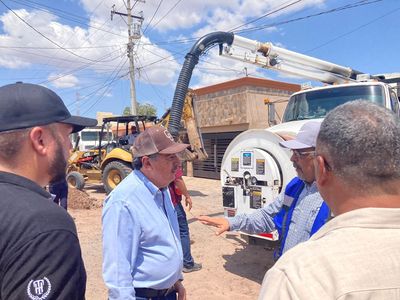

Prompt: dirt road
[70,177,275,300]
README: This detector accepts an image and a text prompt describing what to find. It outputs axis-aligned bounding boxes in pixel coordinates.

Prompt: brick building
[187,76,300,179]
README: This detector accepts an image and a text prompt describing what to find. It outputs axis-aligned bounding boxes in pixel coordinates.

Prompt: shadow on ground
[84,183,106,195]
[187,212,224,225]
[221,235,276,284]
[188,190,208,197]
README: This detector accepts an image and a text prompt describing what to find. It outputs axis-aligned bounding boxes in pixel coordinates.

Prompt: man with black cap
[102,126,188,300]
[198,121,330,259]
[0,82,97,299]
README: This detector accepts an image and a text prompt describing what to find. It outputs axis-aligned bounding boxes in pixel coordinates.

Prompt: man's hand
[174,280,186,300]
[197,216,230,235]
[185,196,193,211]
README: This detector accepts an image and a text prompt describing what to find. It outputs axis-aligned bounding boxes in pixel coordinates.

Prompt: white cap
[279,121,321,149]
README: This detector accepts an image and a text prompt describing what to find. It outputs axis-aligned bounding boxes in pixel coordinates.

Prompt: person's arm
[174,280,186,300]
[174,177,192,211]
[1,230,86,299]
[198,192,285,235]
[102,199,141,300]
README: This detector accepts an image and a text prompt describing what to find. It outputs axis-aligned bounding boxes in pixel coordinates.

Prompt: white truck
[219,34,400,241]
[167,31,400,241]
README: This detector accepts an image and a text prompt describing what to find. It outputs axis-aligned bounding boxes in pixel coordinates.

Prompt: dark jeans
[49,179,68,210]
[175,202,194,267]
[136,292,176,300]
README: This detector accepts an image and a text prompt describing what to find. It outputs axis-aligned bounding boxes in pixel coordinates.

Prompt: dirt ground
[69,177,276,300]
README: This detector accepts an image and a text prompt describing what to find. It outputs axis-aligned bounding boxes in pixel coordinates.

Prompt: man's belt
[135,287,174,298]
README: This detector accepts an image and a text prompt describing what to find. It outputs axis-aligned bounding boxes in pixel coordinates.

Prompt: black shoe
[182,262,202,273]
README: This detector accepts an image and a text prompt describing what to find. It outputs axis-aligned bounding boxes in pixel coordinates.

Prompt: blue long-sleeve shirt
[228,182,323,253]
[102,169,183,300]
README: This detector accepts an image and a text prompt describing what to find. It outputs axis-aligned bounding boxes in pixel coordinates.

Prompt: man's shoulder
[104,172,149,206]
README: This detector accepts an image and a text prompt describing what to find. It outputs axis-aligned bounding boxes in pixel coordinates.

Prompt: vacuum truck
[167,31,400,241]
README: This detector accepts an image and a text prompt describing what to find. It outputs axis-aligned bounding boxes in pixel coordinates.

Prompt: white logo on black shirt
[27,277,51,300]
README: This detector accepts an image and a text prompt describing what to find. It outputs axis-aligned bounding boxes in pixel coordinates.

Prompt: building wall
[194,79,299,132]
[187,77,300,178]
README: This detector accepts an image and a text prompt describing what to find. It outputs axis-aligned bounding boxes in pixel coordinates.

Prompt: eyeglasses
[291,149,315,158]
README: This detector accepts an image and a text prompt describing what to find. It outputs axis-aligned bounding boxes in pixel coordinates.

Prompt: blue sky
[0,0,399,118]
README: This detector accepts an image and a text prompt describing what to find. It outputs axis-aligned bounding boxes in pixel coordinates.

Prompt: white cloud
[48,74,79,88]
[0,0,329,90]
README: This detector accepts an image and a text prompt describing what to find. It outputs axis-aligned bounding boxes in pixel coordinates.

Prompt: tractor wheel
[66,171,85,190]
[102,161,132,194]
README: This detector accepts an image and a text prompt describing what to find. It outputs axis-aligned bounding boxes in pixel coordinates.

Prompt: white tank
[220,119,321,240]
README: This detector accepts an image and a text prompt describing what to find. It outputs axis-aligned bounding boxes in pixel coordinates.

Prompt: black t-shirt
[0,172,86,299]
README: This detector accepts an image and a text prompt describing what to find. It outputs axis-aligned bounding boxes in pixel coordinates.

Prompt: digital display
[242,152,252,166]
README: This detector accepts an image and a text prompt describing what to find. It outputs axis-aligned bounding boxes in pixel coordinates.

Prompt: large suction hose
[168,31,234,138]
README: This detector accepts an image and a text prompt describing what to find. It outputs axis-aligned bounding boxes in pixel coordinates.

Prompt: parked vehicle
[167,31,400,241]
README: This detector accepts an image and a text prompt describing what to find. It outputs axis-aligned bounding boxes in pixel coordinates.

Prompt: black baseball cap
[0,82,97,133]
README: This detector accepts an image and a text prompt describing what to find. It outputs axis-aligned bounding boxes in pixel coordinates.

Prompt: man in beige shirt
[259,100,400,300]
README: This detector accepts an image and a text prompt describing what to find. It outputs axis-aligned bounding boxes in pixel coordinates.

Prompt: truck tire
[102,161,132,194]
[66,171,85,190]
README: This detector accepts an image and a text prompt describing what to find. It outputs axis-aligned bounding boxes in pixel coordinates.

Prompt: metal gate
[193,131,241,179]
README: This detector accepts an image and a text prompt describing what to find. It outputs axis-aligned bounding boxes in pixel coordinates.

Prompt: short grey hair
[0,128,31,165]
[317,100,400,187]
[132,153,159,170]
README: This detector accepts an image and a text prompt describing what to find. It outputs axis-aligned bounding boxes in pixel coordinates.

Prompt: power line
[306,4,400,53]
[142,0,163,34]
[229,0,303,32]
[0,44,124,49]
[146,0,183,33]
[80,58,129,116]
[0,0,110,63]
[7,0,128,38]
[234,0,384,34]
[38,50,123,85]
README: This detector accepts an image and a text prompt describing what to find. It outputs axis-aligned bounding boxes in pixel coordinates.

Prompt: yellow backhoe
[67,90,208,193]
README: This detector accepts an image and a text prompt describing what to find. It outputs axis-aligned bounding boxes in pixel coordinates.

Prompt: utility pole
[111,1,144,115]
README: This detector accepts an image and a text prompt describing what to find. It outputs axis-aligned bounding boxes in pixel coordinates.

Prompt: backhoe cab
[67,115,157,194]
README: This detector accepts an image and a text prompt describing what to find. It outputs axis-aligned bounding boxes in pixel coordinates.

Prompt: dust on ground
[69,177,275,300]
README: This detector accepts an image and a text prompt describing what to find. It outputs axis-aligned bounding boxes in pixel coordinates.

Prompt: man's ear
[315,155,329,186]
[29,127,49,155]
[141,156,152,170]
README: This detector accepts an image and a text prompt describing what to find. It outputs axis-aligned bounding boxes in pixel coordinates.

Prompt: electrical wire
[7,0,128,38]
[306,4,400,53]
[0,0,111,63]
[79,57,129,116]
[145,0,184,33]
[142,0,164,34]
[229,0,303,32]
[233,0,384,34]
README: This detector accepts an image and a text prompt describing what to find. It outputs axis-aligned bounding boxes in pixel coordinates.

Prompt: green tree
[137,102,157,116]
[122,106,131,115]
[122,102,157,116]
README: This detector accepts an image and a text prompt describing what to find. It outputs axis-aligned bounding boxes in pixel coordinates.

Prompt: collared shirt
[228,181,323,253]
[102,169,183,300]
[259,207,400,300]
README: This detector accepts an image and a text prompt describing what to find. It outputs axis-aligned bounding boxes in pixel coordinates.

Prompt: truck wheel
[102,161,132,194]
[67,171,85,190]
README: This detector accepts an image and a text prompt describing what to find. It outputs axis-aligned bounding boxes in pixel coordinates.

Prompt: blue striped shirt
[102,169,183,300]
[228,182,323,253]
